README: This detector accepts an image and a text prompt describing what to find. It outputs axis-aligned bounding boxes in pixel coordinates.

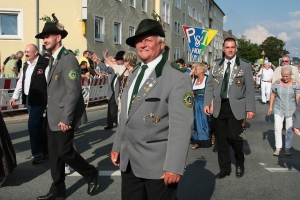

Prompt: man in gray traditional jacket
[110,19,194,200]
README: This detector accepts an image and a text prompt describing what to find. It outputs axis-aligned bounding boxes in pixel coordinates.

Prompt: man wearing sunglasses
[272,55,300,83]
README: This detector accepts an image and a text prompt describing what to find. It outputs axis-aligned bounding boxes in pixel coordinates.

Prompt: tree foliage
[236,35,260,64]
[258,36,289,66]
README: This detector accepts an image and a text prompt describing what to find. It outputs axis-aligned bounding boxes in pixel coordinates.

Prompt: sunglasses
[282,60,289,63]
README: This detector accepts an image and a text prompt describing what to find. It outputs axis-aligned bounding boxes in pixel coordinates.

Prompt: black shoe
[104,126,113,130]
[0,176,7,187]
[32,156,43,165]
[37,193,65,200]
[236,165,245,178]
[87,169,98,195]
[215,171,230,179]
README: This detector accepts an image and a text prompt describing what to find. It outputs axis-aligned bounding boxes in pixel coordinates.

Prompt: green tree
[236,35,260,64]
[259,36,289,66]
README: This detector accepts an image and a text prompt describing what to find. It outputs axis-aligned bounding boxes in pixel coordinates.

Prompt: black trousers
[107,93,118,126]
[214,99,244,173]
[47,125,96,195]
[121,162,178,200]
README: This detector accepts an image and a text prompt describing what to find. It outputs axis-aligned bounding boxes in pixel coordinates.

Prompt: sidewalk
[2,101,108,124]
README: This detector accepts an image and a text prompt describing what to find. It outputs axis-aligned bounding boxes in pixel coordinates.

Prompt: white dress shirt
[223,55,236,98]
[52,45,64,61]
[113,64,126,76]
[258,68,273,82]
[127,54,163,115]
[12,56,49,100]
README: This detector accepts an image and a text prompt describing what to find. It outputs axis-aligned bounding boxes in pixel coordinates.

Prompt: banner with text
[182,25,218,61]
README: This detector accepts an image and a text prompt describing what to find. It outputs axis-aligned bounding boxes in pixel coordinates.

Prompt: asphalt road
[2,93,300,200]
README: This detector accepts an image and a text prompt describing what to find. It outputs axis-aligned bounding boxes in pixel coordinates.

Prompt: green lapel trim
[219,57,225,66]
[57,47,68,60]
[155,56,167,77]
[235,57,240,66]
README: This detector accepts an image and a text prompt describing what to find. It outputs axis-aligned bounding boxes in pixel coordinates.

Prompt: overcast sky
[214,0,300,57]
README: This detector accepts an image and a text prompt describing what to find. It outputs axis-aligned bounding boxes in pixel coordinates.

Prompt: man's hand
[110,150,120,166]
[203,106,210,115]
[58,122,72,132]
[160,171,180,186]
[246,111,255,119]
[267,107,272,116]
[293,128,300,136]
[209,105,214,115]
[9,98,16,107]
[103,49,109,59]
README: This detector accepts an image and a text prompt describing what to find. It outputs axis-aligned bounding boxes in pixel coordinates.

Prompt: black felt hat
[35,14,68,39]
[126,19,165,48]
[114,51,125,60]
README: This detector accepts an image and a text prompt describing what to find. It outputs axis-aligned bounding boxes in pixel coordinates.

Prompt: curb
[3,103,108,125]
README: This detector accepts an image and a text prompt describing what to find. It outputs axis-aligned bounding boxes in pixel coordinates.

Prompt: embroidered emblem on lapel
[235,78,242,87]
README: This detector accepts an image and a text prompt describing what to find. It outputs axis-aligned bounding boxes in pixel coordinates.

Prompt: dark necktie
[48,56,54,77]
[128,65,148,114]
[220,61,231,99]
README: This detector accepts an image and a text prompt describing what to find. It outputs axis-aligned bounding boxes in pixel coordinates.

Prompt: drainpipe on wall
[36,0,39,49]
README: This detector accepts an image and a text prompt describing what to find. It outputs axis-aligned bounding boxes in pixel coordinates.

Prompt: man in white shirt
[257,62,273,104]
[272,55,300,83]
[9,44,49,165]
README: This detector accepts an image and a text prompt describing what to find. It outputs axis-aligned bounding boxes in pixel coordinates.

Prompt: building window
[95,15,104,42]
[174,21,181,36]
[198,12,202,23]
[193,8,197,20]
[183,12,186,24]
[174,48,180,60]
[174,0,181,9]
[188,4,193,17]
[129,0,136,8]
[142,0,147,12]
[129,26,135,37]
[162,1,170,24]
[0,9,23,40]
[199,0,202,3]
[114,21,121,44]
[182,38,185,52]
[183,0,186,4]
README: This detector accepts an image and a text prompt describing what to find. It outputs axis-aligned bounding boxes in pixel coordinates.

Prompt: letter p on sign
[186,28,195,43]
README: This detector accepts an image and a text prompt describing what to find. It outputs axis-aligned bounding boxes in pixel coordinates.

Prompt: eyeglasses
[282,60,289,63]
[24,50,34,53]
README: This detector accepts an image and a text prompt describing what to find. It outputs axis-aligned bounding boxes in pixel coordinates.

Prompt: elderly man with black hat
[110,19,193,200]
[35,14,98,200]
[103,50,126,129]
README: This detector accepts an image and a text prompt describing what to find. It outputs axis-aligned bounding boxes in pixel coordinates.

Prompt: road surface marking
[265,168,298,172]
[68,170,121,177]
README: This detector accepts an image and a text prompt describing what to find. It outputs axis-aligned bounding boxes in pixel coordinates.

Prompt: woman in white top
[191,63,211,149]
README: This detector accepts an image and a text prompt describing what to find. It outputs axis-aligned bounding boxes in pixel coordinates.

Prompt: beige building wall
[0,0,224,66]
[0,0,85,65]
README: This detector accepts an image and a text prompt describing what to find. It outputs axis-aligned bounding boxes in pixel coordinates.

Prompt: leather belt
[221,98,229,102]
[262,80,269,82]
